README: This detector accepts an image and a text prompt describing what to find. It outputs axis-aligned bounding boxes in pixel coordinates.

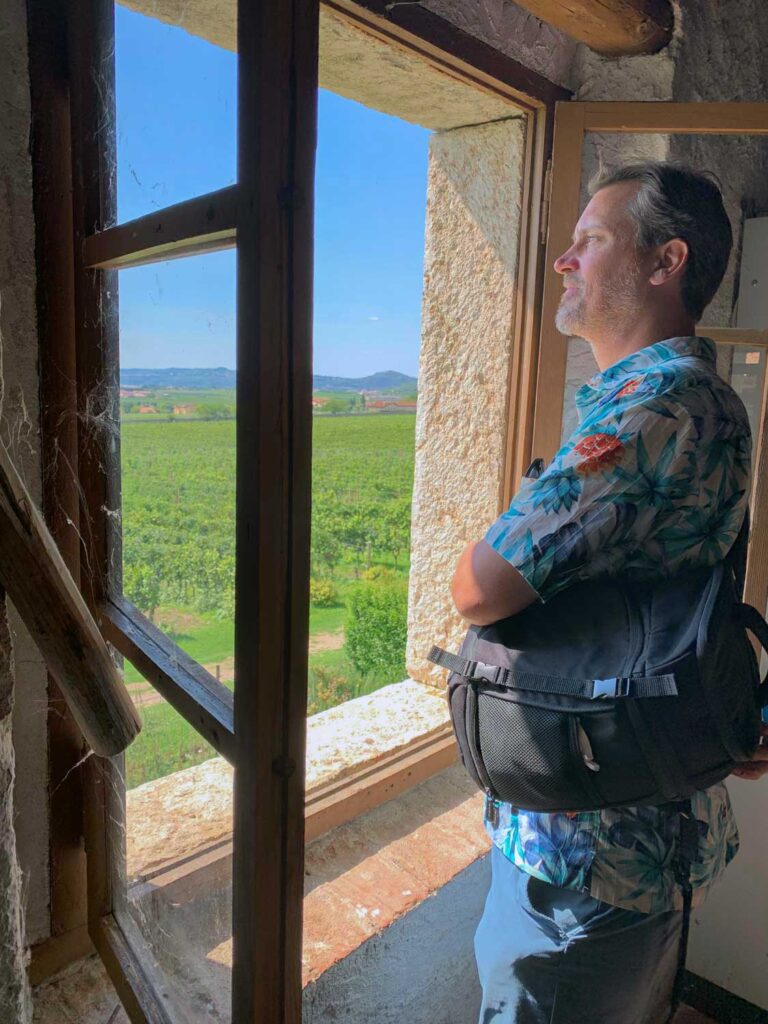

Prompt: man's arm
[452,539,538,625]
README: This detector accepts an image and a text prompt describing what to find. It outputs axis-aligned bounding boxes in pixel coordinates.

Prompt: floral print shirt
[484,336,750,913]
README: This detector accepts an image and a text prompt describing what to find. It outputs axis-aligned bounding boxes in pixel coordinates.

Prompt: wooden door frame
[532,101,768,616]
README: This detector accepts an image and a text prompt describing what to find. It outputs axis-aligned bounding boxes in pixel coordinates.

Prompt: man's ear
[649,238,689,287]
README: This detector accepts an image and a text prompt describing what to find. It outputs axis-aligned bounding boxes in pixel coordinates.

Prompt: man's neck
[589,313,697,372]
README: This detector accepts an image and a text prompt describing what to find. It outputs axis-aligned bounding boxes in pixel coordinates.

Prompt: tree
[124,562,161,622]
[311,523,342,577]
[345,578,407,681]
[324,397,348,415]
[381,499,411,567]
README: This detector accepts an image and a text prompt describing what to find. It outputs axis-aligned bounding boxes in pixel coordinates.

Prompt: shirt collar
[575,336,717,416]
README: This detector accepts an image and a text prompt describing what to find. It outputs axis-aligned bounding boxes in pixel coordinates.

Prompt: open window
[30,0,569,1018]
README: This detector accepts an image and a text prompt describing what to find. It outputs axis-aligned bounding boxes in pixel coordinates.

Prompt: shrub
[307,666,356,715]
[309,577,338,606]
[345,578,407,681]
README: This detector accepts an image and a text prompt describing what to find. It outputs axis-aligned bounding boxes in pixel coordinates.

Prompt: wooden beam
[327,0,571,110]
[581,101,768,134]
[101,596,235,763]
[28,0,92,953]
[233,0,318,1021]
[0,443,140,757]
[512,0,673,57]
[699,328,768,349]
[83,186,238,270]
[531,102,584,463]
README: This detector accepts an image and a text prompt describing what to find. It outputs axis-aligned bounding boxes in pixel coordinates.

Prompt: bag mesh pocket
[476,691,593,811]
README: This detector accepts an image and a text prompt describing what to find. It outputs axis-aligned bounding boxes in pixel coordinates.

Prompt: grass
[122,409,416,790]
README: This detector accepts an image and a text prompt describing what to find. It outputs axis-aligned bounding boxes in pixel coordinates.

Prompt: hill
[312,370,416,394]
[120,367,417,393]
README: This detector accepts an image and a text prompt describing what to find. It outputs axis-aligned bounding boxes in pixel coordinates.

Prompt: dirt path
[127,631,344,710]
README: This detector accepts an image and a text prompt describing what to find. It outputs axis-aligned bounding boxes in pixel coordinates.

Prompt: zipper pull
[577,721,601,772]
[485,791,500,827]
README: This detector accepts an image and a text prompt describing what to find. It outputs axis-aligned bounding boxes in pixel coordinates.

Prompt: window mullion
[84,184,238,270]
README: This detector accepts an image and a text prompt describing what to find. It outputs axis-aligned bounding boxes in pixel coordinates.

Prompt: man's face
[554,182,650,341]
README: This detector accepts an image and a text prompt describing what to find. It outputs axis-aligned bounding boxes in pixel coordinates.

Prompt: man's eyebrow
[572,223,610,241]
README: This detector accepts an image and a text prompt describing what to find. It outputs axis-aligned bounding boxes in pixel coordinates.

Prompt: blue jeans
[475,847,682,1024]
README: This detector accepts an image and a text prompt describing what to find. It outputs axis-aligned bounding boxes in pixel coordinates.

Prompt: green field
[121,407,415,788]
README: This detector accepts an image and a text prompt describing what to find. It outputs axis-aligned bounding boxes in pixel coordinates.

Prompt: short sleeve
[485,391,750,603]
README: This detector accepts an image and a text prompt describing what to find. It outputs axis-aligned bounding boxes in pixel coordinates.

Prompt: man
[452,162,768,1024]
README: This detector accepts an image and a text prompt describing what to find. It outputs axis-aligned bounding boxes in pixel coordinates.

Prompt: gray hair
[589,162,733,322]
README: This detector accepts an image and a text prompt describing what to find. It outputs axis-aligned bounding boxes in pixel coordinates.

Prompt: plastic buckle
[592,677,619,699]
[472,662,501,685]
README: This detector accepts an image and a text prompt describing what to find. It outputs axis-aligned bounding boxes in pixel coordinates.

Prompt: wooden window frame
[532,101,768,620]
[28,0,568,1017]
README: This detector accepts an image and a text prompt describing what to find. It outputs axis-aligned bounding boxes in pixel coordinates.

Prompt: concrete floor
[33,953,718,1024]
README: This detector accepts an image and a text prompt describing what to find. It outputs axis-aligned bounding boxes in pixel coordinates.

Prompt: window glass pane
[724,345,766,456]
[307,91,427,721]
[115,4,236,223]
[119,250,236,680]
[554,134,768,452]
[117,682,232,1020]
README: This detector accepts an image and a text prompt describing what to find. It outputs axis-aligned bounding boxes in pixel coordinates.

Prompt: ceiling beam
[513,0,673,56]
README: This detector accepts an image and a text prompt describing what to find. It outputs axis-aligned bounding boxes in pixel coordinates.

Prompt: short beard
[556,265,641,341]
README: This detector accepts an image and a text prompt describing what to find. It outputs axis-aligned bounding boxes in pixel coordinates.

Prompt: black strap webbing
[666,801,698,1023]
[728,508,750,600]
[427,646,678,700]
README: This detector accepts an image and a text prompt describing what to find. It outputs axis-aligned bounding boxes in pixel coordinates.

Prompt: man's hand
[451,539,538,625]
[731,724,768,781]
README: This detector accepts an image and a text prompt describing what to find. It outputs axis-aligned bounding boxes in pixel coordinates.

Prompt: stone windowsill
[127,678,451,879]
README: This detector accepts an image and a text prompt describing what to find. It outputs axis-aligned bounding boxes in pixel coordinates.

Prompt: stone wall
[406,116,526,686]
[0,0,41,1017]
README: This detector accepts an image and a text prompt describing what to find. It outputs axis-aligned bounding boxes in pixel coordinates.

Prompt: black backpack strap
[428,646,678,700]
[666,799,699,1023]
[739,604,768,708]
[728,508,750,600]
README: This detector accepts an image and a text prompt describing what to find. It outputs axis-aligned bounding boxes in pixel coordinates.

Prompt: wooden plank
[531,101,585,463]
[503,105,555,504]
[102,596,235,762]
[0,443,140,756]
[84,186,238,270]
[89,913,172,1024]
[511,0,672,56]
[581,101,768,134]
[745,360,768,619]
[233,1,318,1021]
[28,925,94,987]
[27,0,91,952]
[325,0,570,111]
[699,327,768,349]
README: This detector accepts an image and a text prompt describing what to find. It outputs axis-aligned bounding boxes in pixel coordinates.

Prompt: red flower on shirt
[616,377,642,399]
[574,432,625,475]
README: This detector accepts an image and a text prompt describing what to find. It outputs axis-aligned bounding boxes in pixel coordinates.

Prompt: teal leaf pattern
[483,336,750,912]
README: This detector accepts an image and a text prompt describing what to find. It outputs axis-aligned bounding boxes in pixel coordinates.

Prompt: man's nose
[554,247,578,275]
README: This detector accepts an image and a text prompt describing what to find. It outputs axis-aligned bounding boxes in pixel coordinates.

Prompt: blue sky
[115,6,429,378]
